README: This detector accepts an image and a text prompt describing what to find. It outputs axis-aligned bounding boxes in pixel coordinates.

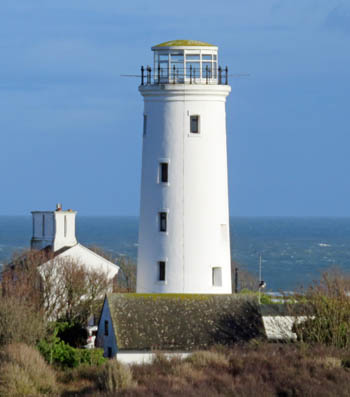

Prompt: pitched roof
[106,293,264,351]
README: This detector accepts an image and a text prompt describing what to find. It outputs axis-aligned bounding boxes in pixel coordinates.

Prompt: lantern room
[143,39,227,85]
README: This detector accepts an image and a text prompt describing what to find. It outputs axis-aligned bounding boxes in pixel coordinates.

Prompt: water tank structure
[137,40,232,294]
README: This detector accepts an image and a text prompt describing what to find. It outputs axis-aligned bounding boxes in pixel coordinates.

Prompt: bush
[185,350,229,368]
[0,343,57,396]
[97,360,135,392]
[295,270,350,349]
[38,333,106,368]
[0,297,46,347]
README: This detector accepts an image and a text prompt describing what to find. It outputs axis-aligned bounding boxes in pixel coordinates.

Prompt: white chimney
[31,205,78,252]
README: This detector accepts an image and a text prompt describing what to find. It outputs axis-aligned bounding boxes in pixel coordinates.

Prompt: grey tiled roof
[106,293,265,351]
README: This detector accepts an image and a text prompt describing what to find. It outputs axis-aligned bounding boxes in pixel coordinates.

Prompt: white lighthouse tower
[137,40,232,294]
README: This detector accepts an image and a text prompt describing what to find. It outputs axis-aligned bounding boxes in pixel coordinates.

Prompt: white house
[30,203,119,280]
[137,40,232,294]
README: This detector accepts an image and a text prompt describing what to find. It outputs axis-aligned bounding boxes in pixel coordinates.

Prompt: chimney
[31,204,78,252]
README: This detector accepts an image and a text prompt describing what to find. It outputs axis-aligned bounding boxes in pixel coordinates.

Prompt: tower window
[190,115,199,133]
[143,114,147,136]
[160,162,168,183]
[158,261,166,281]
[212,267,222,287]
[104,320,109,336]
[159,212,167,232]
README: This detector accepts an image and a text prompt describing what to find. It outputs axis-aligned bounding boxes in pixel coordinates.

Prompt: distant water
[1,216,350,291]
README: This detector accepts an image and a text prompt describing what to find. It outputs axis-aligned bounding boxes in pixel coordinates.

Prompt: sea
[1,216,350,291]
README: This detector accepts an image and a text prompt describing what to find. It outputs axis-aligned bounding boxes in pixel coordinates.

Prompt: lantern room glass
[154,48,218,83]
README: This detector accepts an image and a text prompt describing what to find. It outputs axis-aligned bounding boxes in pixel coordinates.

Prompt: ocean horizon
[1,215,350,291]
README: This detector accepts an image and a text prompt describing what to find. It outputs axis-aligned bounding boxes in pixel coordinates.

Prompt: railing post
[147,66,151,85]
[218,66,222,85]
[141,66,144,86]
[234,267,238,293]
[225,66,228,85]
[158,64,160,84]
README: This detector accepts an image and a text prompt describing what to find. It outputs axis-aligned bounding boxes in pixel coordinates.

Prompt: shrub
[0,297,46,347]
[0,343,57,396]
[38,333,106,369]
[0,362,37,397]
[185,350,229,368]
[295,270,350,349]
[97,360,135,392]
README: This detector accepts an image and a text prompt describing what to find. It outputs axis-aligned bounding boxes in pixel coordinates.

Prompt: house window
[158,261,166,281]
[212,267,222,287]
[107,347,112,358]
[160,162,168,183]
[104,320,108,336]
[159,212,167,232]
[190,115,199,133]
[143,114,147,136]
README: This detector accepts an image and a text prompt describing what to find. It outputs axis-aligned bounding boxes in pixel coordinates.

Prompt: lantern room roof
[153,39,216,49]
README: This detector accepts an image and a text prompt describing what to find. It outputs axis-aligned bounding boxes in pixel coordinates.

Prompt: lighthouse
[137,40,232,294]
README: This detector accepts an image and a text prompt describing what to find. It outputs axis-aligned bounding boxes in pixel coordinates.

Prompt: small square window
[158,261,166,281]
[143,114,147,136]
[160,162,168,183]
[212,267,222,287]
[104,320,108,336]
[190,115,199,133]
[159,212,167,232]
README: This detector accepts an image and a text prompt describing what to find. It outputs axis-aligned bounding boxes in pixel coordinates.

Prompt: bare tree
[2,249,112,324]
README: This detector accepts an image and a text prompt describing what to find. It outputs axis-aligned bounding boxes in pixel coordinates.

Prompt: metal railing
[140,65,229,86]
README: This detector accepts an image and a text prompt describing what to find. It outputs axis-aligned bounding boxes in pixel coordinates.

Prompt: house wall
[116,351,190,365]
[96,298,118,358]
[53,211,77,251]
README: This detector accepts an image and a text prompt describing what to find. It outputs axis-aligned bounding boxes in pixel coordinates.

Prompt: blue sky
[1,0,349,216]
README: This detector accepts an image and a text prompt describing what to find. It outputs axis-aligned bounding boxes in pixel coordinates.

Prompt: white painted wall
[53,211,77,251]
[137,44,232,294]
[116,351,190,365]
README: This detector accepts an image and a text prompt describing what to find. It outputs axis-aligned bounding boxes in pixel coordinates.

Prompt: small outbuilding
[96,293,264,364]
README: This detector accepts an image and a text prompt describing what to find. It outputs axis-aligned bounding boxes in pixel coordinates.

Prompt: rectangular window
[104,320,108,336]
[143,114,147,136]
[160,162,168,183]
[159,212,167,232]
[190,115,199,133]
[158,261,166,281]
[212,267,222,287]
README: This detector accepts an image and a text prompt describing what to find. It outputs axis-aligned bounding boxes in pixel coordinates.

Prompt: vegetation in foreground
[3,342,350,396]
[2,248,350,396]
